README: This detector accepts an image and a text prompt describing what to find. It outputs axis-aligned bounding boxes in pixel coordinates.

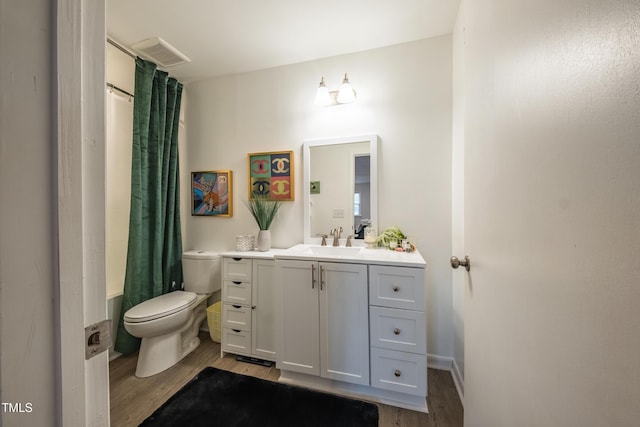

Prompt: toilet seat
[124,291,197,323]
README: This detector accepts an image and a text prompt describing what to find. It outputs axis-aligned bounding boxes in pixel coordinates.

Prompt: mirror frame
[303,134,379,245]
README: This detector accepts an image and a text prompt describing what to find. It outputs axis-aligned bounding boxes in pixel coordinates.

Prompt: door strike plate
[85,319,112,360]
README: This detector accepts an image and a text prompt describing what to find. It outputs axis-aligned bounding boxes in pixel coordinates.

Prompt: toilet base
[134,300,208,378]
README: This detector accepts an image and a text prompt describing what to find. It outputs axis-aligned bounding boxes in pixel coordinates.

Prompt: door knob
[450,256,470,272]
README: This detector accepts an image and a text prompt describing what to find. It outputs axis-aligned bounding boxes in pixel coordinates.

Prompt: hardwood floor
[109,332,463,426]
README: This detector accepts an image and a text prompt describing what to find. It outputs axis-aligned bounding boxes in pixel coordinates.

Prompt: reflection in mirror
[353,154,370,238]
[303,134,378,245]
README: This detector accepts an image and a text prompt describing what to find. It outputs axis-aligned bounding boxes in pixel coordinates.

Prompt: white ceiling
[107,0,460,83]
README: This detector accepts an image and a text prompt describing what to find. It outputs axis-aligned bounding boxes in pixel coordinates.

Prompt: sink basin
[276,243,427,267]
[283,244,364,259]
[304,245,363,256]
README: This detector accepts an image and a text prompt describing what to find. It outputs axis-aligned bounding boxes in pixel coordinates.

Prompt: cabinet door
[319,262,370,386]
[276,259,320,376]
[251,259,277,361]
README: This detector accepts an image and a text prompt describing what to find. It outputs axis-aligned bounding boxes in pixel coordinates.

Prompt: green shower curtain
[115,58,184,355]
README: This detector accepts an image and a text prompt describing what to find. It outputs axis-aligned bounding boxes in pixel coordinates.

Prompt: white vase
[257,229,271,252]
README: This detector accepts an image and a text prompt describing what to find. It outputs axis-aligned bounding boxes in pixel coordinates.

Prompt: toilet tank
[182,250,221,294]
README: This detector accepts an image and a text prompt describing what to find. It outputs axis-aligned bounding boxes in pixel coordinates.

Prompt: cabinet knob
[392,285,400,292]
[394,369,401,377]
[393,328,401,335]
[252,305,256,310]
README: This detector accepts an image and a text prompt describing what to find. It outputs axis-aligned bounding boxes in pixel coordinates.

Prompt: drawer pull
[233,257,242,261]
[393,328,401,335]
[232,281,242,285]
[392,285,400,292]
[232,329,241,333]
[394,369,402,377]
[232,304,242,309]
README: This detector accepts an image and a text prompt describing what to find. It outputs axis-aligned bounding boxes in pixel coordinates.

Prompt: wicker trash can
[206,302,221,343]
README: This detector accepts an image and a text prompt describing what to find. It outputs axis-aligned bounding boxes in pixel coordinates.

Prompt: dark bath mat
[140,367,379,427]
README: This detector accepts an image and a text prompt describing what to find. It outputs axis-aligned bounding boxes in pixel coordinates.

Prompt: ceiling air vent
[131,37,190,67]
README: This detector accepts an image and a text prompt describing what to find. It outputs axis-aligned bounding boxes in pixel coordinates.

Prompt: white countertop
[277,244,426,268]
[221,245,426,268]
[220,248,290,259]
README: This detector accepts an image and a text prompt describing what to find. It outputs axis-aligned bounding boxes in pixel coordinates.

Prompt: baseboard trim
[451,359,464,407]
[427,354,453,371]
[427,354,464,407]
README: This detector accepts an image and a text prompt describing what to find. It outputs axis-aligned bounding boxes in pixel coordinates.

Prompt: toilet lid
[124,291,197,323]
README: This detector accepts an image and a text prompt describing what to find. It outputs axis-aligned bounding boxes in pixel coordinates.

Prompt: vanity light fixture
[314,74,357,106]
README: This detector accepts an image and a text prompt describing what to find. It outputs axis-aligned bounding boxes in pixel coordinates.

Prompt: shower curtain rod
[106,82,134,99]
[107,37,136,59]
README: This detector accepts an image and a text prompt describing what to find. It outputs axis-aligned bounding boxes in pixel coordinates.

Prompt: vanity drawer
[222,303,251,331]
[369,265,425,311]
[369,306,426,354]
[370,347,427,396]
[223,257,252,281]
[222,280,252,305]
[221,328,251,355]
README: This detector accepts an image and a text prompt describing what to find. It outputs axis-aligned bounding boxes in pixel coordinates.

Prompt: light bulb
[336,73,356,104]
[314,77,331,106]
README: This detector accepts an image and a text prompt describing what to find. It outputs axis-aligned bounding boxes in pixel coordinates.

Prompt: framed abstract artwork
[248,150,294,201]
[191,170,233,216]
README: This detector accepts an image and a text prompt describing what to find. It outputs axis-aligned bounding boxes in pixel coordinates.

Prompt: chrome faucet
[345,235,355,247]
[330,226,343,246]
[317,234,328,246]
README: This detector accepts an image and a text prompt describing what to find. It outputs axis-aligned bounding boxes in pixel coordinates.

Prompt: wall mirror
[303,134,378,244]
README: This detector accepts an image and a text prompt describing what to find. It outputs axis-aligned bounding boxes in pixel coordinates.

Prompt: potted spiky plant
[245,195,282,251]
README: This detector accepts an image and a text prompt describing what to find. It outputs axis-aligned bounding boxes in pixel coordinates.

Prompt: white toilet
[123,250,221,377]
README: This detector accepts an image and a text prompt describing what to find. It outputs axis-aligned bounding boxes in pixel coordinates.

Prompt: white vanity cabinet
[221,255,277,361]
[275,244,428,412]
[276,259,370,386]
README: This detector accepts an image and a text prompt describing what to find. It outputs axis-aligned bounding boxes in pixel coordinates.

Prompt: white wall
[105,43,134,298]
[0,2,57,425]
[185,37,454,359]
[106,43,135,95]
